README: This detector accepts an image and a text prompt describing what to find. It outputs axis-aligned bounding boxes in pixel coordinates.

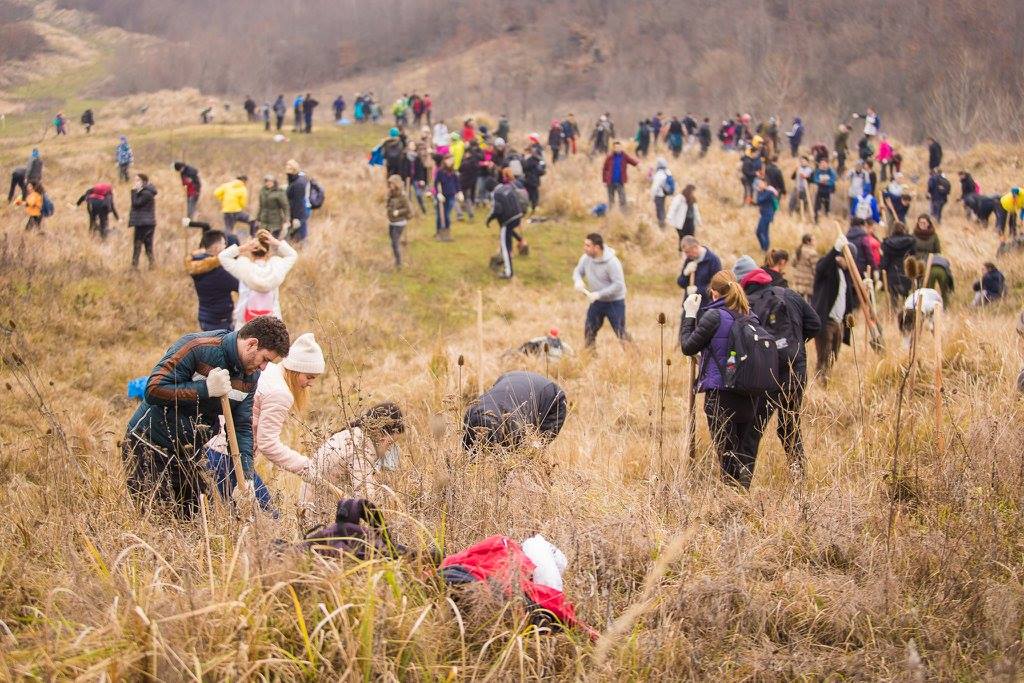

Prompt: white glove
[437,194,445,204]
[574,281,588,295]
[682,260,697,277]
[231,479,255,503]
[456,192,465,202]
[291,218,300,230]
[683,293,702,318]
[834,234,848,252]
[181,216,191,228]
[586,291,600,303]
[686,285,697,296]
[206,367,232,398]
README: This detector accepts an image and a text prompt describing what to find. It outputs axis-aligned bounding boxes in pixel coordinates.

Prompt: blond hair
[283,368,310,414]
[709,271,750,315]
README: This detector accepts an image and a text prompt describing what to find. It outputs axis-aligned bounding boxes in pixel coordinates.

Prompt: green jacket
[125,330,258,476]
[258,186,290,233]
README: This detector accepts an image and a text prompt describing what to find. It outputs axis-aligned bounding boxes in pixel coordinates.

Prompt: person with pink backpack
[217,229,298,329]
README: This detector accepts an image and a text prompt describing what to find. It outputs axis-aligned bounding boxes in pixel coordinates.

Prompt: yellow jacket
[1000,191,1024,214]
[16,190,42,217]
[450,139,465,170]
[214,179,248,213]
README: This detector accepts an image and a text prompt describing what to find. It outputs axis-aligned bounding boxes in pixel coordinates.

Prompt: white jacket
[218,241,298,329]
[650,169,671,198]
[666,195,701,232]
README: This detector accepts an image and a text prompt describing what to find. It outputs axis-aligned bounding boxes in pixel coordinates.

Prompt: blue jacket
[811,168,836,190]
[125,330,259,476]
[756,189,776,217]
[190,253,238,329]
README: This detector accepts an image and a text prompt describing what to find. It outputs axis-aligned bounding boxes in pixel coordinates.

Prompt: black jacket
[811,249,858,344]
[744,278,821,383]
[880,233,917,298]
[191,252,239,328]
[27,157,42,184]
[765,163,786,196]
[846,225,873,276]
[523,155,545,187]
[959,173,976,201]
[462,371,566,451]
[177,163,201,192]
[286,173,309,219]
[928,141,943,169]
[128,184,158,227]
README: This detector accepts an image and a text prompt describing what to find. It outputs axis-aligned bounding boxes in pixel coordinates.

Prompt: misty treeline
[56,0,1024,146]
[0,0,43,61]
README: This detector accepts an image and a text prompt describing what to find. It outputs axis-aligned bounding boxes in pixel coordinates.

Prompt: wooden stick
[836,227,884,351]
[686,271,698,460]
[933,303,945,454]
[219,395,247,496]
[476,289,484,396]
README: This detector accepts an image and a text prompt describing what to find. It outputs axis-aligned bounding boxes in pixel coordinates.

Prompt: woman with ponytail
[679,270,763,488]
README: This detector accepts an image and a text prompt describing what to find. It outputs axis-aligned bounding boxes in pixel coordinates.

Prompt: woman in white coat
[667,183,702,252]
[218,229,298,329]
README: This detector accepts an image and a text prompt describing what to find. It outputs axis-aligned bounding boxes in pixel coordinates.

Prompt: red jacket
[866,234,882,269]
[602,152,638,185]
[441,535,597,640]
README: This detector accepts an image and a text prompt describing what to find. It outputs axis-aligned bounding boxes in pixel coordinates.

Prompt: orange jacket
[18,191,42,217]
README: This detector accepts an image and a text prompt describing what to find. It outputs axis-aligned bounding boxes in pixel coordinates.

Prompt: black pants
[123,435,207,519]
[995,206,1018,237]
[741,380,806,471]
[498,222,515,277]
[275,114,284,130]
[703,389,759,488]
[119,163,131,182]
[525,183,539,211]
[389,223,405,266]
[89,205,111,239]
[132,224,155,267]
[25,215,41,231]
[7,173,26,202]
[814,189,832,223]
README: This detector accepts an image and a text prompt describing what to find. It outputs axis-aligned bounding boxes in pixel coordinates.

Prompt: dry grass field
[2,90,1024,680]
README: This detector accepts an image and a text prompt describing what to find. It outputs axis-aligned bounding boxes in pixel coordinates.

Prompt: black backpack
[747,287,801,377]
[308,179,325,210]
[935,176,951,196]
[713,312,781,393]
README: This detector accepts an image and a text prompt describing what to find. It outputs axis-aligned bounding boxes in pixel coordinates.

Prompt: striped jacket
[125,330,259,475]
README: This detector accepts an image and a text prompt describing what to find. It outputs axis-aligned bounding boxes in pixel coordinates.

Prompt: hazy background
[3,0,1024,144]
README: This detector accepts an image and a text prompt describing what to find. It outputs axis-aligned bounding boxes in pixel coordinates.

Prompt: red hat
[549,327,559,337]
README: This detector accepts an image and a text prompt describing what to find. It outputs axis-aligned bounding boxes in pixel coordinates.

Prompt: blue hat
[389,127,399,137]
[592,203,608,217]
[30,148,39,158]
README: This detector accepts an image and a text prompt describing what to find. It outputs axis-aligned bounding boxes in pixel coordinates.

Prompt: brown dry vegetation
[2,90,1024,679]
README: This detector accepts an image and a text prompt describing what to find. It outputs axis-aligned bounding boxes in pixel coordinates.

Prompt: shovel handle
[219,395,247,492]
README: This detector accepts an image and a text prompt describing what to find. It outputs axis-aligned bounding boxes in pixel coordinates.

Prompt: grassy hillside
[3,59,1024,678]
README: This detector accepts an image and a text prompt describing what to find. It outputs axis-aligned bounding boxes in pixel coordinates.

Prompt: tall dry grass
[1,106,1024,680]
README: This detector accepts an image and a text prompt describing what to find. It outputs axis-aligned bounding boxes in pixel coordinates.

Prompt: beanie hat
[389,127,399,137]
[732,255,759,281]
[522,535,567,592]
[282,333,325,374]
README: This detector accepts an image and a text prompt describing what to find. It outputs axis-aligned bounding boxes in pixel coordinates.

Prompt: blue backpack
[663,173,676,196]
[41,194,54,217]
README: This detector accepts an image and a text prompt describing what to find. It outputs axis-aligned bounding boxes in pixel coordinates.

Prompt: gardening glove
[181,216,191,228]
[456,192,465,202]
[206,367,232,398]
[437,194,445,204]
[574,281,589,295]
[586,291,600,303]
[682,260,697,277]
[231,478,255,503]
[686,285,697,296]
[834,234,848,253]
[683,293,702,318]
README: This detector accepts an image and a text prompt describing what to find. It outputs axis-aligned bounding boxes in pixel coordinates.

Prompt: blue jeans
[435,195,456,233]
[585,299,629,346]
[755,213,773,251]
[291,210,309,242]
[206,449,276,515]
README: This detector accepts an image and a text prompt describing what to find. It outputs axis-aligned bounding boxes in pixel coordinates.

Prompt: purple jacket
[679,298,735,391]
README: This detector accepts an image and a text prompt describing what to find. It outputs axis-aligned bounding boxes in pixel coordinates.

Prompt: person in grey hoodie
[572,232,630,347]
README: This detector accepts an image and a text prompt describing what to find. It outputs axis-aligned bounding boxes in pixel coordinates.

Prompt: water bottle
[725,351,737,383]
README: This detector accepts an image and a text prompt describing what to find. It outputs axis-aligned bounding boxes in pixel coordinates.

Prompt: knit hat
[285,159,300,174]
[282,333,325,374]
[656,157,668,169]
[732,255,759,281]
[389,127,399,137]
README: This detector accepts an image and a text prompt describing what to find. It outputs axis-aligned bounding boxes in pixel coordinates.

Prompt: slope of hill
[2,76,1024,678]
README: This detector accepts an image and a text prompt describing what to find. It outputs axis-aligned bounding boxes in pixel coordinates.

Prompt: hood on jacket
[847,224,868,241]
[884,233,917,250]
[913,223,935,239]
[740,268,774,289]
[592,245,616,263]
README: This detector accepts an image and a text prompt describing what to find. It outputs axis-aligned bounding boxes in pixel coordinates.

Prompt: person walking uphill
[173,162,202,219]
[129,173,158,269]
[116,136,134,183]
[123,316,291,518]
[487,168,524,279]
[433,154,460,242]
[462,371,567,454]
[732,256,821,479]
[386,174,412,268]
[679,271,766,488]
[573,233,630,347]
[602,141,638,212]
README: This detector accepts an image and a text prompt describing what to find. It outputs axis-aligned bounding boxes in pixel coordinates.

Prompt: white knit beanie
[282,333,325,374]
